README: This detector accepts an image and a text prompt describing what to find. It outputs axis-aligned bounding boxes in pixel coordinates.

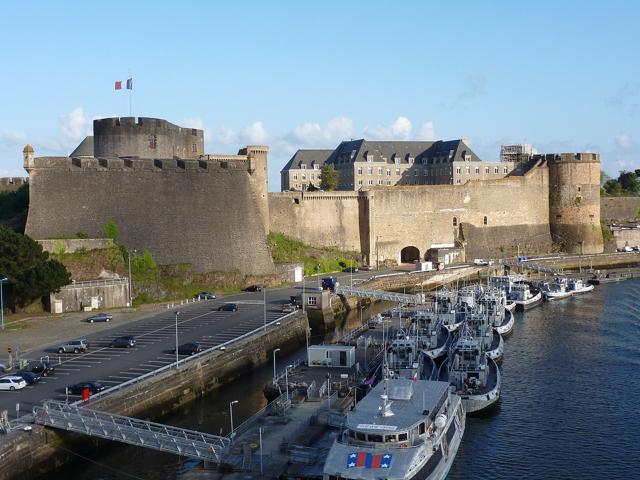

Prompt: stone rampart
[25,156,274,275]
[50,278,129,312]
[0,177,27,192]
[601,197,640,222]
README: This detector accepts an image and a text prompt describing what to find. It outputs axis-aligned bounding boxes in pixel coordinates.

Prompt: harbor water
[44,281,640,479]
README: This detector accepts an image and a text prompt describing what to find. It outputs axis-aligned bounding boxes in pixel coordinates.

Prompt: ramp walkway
[335,285,426,304]
[33,401,230,463]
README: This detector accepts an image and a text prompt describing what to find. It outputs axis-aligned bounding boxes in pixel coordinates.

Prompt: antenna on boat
[379,319,394,417]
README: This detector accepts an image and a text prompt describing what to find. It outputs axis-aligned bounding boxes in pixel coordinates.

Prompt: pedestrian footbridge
[335,285,426,304]
[33,401,230,463]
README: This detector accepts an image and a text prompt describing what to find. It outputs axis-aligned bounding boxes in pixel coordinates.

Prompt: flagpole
[128,69,132,117]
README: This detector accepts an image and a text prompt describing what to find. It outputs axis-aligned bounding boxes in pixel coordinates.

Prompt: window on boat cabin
[347,429,355,438]
[368,434,383,442]
[384,434,397,442]
[398,432,408,441]
[419,422,426,435]
[356,431,366,441]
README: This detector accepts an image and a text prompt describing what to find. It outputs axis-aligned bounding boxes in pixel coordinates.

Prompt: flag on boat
[126,78,133,90]
[347,452,392,469]
[114,81,122,90]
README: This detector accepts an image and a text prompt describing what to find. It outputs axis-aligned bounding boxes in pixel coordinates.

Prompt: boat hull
[514,291,542,311]
[543,291,572,300]
[462,358,501,414]
[486,332,504,363]
[495,309,514,337]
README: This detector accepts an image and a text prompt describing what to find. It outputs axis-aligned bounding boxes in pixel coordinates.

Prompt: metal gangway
[335,285,426,304]
[33,401,230,463]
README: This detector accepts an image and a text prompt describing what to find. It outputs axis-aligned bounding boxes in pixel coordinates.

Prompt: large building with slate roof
[280,139,514,191]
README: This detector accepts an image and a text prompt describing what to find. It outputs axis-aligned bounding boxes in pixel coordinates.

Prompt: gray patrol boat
[323,377,465,480]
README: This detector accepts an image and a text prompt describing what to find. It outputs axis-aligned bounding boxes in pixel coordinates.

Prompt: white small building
[308,345,356,368]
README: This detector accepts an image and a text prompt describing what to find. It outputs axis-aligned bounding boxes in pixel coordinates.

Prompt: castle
[19,116,603,274]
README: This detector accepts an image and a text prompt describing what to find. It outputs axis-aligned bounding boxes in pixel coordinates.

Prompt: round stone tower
[23,144,34,172]
[547,152,603,253]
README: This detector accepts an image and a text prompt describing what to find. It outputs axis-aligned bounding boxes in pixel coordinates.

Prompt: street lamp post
[174,311,180,368]
[272,348,280,384]
[317,264,321,290]
[127,249,137,307]
[263,286,267,331]
[285,365,293,404]
[0,277,7,331]
[229,400,239,436]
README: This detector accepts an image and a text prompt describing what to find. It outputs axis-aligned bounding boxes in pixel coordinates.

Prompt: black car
[30,362,55,377]
[15,371,41,385]
[196,292,217,300]
[244,285,263,292]
[85,313,112,323]
[109,336,136,348]
[342,266,359,273]
[217,303,238,312]
[67,381,105,395]
[174,342,203,356]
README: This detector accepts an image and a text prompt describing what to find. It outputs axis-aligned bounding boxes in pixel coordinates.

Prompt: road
[0,268,389,420]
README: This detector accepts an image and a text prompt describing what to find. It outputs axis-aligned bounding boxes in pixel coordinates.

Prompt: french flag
[114,81,122,90]
[347,452,392,469]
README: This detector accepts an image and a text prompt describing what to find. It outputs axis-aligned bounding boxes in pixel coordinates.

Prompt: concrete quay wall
[0,311,309,480]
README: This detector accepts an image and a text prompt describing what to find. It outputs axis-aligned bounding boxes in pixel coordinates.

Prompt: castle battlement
[0,177,28,192]
[535,152,600,164]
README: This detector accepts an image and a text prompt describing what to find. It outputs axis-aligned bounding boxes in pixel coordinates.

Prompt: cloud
[0,130,27,148]
[59,107,91,143]
[441,75,487,109]
[417,121,436,141]
[615,134,634,150]
[364,116,413,140]
[240,121,269,144]
[289,116,354,147]
[217,125,237,145]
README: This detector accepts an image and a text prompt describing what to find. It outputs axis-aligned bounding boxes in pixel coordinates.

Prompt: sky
[0,0,639,189]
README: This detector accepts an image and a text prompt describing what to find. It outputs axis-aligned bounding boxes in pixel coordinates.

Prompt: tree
[617,171,640,195]
[0,226,71,310]
[603,179,623,196]
[104,219,119,241]
[320,165,339,191]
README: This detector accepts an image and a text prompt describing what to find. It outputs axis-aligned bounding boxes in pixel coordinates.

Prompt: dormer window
[366,154,374,163]
[313,164,319,170]
[301,164,307,170]
[408,156,414,164]
[464,154,471,162]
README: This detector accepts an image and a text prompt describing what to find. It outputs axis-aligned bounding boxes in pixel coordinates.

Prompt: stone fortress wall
[23,117,274,276]
[0,177,27,192]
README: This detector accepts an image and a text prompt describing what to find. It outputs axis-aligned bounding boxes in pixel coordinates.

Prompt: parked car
[196,292,217,300]
[473,259,490,266]
[58,339,89,354]
[174,342,203,356]
[342,266,359,273]
[67,381,105,395]
[281,303,297,313]
[85,313,112,323]
[0,376,27,391]
[217,303,238,312]
[29,361,55,376]
[244,285,263,292]
[109,336,136,348]
[15,371,41,385]
[361,265,374,271]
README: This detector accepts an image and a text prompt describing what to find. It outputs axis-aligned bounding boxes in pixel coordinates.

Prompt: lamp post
[285,365,293,404]
[229,400,239,436]
[317,264,321,290]
[263,286,267,331]
[272,348,280,384]
[174,311,180,368]
[0,277,7,331]
[127,249,137,307]
[350,257,353,287]
[302,272,305,315]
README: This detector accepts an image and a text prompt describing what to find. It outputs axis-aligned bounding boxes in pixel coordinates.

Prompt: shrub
[103,219,119,241]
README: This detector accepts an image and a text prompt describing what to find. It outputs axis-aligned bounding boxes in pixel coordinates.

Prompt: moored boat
[509,283,543,310]
[540,277,573,300]
[567,278,595,294]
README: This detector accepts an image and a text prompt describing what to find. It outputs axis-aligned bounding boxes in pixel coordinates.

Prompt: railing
[33,401,230,463]
[335,285,426,304]
[230,391,289,439]
[273,359,303,384]
[62,278,129,289]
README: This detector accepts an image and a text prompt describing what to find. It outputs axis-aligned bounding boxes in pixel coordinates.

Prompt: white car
[473,259,490,266]
[0,376,27,391]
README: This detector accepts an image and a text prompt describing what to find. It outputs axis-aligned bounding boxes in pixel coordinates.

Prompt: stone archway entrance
[400,246,420,263]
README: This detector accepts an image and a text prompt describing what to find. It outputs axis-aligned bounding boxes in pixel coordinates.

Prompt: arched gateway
[400,246,420,263]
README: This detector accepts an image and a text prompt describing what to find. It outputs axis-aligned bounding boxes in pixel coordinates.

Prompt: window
[302,174,306,180]
[358,180,363,186]
[366,154,373,162]
[368,167,373,175]
[357,167,363,175]
[578,186,581,192]
[384,434,397,443]
[378,167,383,175]
[387,180,391,185]
[356,432,366,441]
[456,166,461,174]
[494,167,499,174]
[293,174,298,180]
[191,143,197,153]
[414,170,418,176]
[456,179,461,184]
[398,432,408,441]
[378,179,383,185]
[307,296,317,305]
[483,216,488,225]
[368,434,383,443]
[387,169,391,176]
[423,169,427,176]
[313,164,319,170]
[475,167,480,174]
[466,166,470,174]
[408,156,414,164]
[368,179,373,185]
[464,154,471,161]
[453,217,458,227]
[396,168,401,175]
[503,166,508,174]
[311,174,315,180]
[394,156,399,164]
[485,167,489,174]
[301,164,307,169]
[148,134,157,149]
[419,422,426,435]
